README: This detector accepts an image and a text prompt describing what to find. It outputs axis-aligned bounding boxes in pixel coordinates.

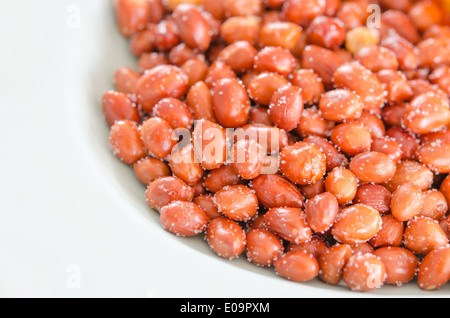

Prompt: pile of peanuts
[104,0,450,292]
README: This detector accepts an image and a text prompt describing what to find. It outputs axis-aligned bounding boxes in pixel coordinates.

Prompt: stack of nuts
[104,0,450,292]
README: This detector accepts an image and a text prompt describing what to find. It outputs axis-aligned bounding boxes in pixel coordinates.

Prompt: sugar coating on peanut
[108,0,450,293]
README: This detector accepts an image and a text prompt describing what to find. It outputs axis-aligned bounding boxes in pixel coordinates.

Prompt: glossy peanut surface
[145,176,194,211]
[305,192,339,233]
[250,174,304,209]
[280,142,326,185]
[269,84,304,132]
[205,217,246,259]
[274,250,320,283]
[354,184,392,214]
[246,229,284,266]
[109,120,147,165]
[343,253,386,292]
[391,183,424,221]
[318,244,352,285]
[373,247,418,286]
[370,214,404,248]
[418,245,450,290]
[324,167,357,205]
[332,204,382,245]
[160,200,209,236]
[264,207,312,244]
[403,217,449,255]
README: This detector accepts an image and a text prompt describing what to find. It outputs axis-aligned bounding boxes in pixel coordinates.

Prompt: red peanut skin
[280,141,327,185]
[246,229,284,266]
[269,84,304,132]
[102,91,140,126]
[305,192,339,233]
[135,65,188,113]
[263,207,312,244]
[160,201,209,237]
[418,245,450,290]
[333,62,384,113]
[109,120,147,165]
[173,4,211,51]
[274,250,320,282]
[145,176,194,211]
[250,174,304,209]
[213,78,251,128]
[206,217,246,259]
[114,0,150,37]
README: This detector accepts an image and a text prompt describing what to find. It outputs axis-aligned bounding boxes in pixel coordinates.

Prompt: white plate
[0,0,448,297]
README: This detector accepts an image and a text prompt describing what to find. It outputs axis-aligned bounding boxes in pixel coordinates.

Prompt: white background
[0,0,448,297]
